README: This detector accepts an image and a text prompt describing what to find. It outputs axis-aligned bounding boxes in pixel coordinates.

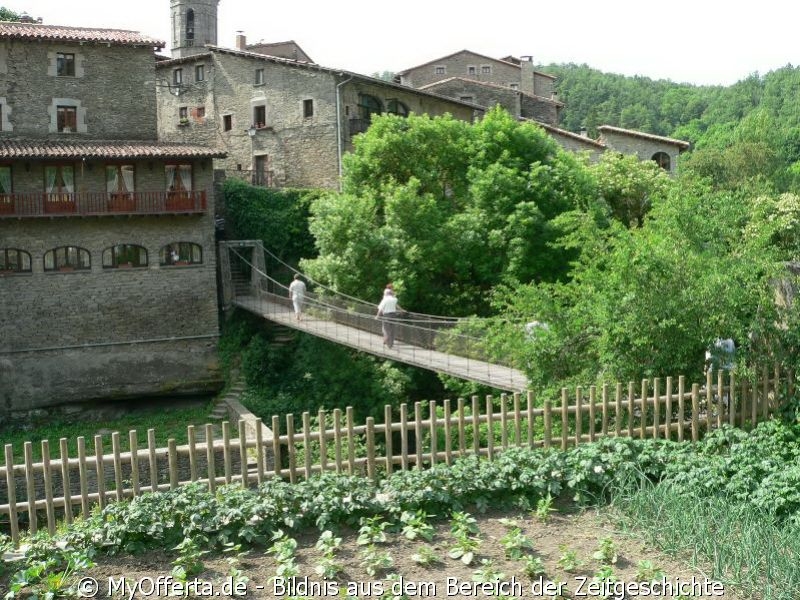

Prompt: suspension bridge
[219,241,529,392]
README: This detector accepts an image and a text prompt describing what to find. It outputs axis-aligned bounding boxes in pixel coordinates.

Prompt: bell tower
[170,0,220,58]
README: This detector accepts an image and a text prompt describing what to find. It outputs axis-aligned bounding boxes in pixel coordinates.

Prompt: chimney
[235,32,246,50]
[519,55,534,96]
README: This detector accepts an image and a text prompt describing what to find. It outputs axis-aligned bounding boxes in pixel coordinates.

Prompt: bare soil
[77,506,741,599]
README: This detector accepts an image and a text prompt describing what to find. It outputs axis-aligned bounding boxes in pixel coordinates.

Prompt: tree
[301,107,596,317]
[0,7,21,21]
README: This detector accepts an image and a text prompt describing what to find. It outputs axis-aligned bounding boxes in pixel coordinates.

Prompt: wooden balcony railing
[0,191,207,218]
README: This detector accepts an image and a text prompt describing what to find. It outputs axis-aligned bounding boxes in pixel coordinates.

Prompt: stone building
[0,22,225,418]
[155,40,482,189]
[597,125,690,175]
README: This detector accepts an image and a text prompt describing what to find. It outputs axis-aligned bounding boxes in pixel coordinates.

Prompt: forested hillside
[545,62,800,191]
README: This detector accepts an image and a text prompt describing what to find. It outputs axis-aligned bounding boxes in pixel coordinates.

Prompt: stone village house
[0,22,225,418]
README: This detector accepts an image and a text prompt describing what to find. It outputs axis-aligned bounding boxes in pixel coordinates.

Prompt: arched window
[387,99,409,117]
[0,248,31,273]
[652,152,671,171]
[44,246,90,271]
[160,242,202,266]
[103,244,147,269]
[358,93,382,125]
[185,8,195,44]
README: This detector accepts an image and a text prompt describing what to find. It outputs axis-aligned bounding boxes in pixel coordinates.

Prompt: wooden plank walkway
[233,295,529,392]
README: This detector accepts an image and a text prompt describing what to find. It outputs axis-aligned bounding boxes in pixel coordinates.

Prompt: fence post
[385,405,395,473]
[168,439,178,490]
[366,417,376,481]
[486,395,495,460]
[206,423,216,493]
[601,383,609,437]
[575,386,583,446]
[399,403,409,471]
[588,386,596,442]
[627,382,635,438]
[665,377,673,440]
[346,406,356,475]
[561,388,568,450]
[472,396,480,456]
[239,419,249,488]
[222,421,233,485]
[147,429,157,493]
[652,378,660,440]
[457,398,467,456]
[4,444,19,546]
[677,376,685,442]
[414,402,423,468]
[443,399,452,466]
[187,426,197,483]
[41,440,56,535]
[94,435,106,510]
[640,380,648,440]
[112,432,123,501]
[59,438,72,525]
[728,372,736,428]
[526,391,534,448]
[429,401,438,466]
[255,418,265,484]
[24,441,37,535]
[513,392,522,447]
[318,409,328,474]
[332,410,342,474]
[77,436,90,515]
[615,383,622,438]
[286,415,297,483]
[500,394,509,450]
[543,400,552,449]
[302,412,312,480]
[692,383,700,442]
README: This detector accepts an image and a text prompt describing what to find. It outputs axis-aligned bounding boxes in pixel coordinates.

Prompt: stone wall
[598,130,681,174]
[400,51,521,89]
[157,52,479,190]
[0,160,221,414]
[0,40,158,139]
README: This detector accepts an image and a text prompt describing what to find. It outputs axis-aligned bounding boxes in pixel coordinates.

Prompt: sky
[11,1,800,87]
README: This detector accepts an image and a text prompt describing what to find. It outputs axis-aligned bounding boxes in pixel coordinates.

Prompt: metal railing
[0,191,207,218]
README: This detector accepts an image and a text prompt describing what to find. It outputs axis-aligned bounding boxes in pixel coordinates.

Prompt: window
[44,165,74,199]
[106,165,135,195]
[481,65,492,75]
[179,107,188,122]
[173,68,183,85]
[57,106,77,132]
[387,99,409,117]
[185,8,194,45]
[434,66,446,75]
[0,165,11,194]
[0,248,31,274]
[195,106,205,120]
[166,164,192,193]
[303,98,314,118]
[358,93,382,125]
[160,242,202,266]
[195,64,204,81]
[509,83,519,90]
[103,244,147,269]
[253,105,266,128]
[255,68,265,85]
[44,246,90,272]
[467,66,476,75]
[223,114,232,131]
[652,152,671,171]
[56,52,75,77]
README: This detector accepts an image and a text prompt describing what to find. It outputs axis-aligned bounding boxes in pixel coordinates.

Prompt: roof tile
[0,22,164,47]
[0,139,225,159]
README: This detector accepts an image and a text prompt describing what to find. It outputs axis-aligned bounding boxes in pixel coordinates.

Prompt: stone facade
[0,23,224,417]
[156,48,480,190]
[598,126,690,175]
[396,50,556,99]
[170,0,220,58]
[420,77,560,126]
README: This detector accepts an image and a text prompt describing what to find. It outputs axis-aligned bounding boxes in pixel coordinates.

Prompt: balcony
[0,191,207,219]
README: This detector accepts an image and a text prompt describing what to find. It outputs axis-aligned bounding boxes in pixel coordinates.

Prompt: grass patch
[0,401,215,464]
[611,479,800,600]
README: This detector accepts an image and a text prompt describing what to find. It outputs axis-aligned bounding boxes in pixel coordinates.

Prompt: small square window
[255,68,265,85]
[434,66,446,75]
[196,106,205,119]
[253,105,266,128]
[57,106,77,132]
[481,65,491,75]
[223,114,232,131]
[173,68,183,85]
[467,65,476,75]
[179,106,188,122]
[195,64,205,81]
[303,99,313,118]
[56,52,75,77]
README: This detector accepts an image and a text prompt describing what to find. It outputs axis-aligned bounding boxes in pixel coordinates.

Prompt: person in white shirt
[288,274,307,321]
[376,286,401,348]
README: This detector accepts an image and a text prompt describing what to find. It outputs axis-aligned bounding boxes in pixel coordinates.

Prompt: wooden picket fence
[0,366,787,545]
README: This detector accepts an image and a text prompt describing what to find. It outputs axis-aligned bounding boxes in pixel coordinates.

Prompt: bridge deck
[233,295,529,392]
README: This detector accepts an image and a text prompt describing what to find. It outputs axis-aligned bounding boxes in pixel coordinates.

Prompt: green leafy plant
[557,546,582,573]
[471,559,506,584]
[399,509,435,541]
[521,555,546,578]
[357,515,389,545]
[267,529,299,578]
[171,538,208,581]
[592,536,618,565]
[534,494,557,522]
[450,511,480,537]
[448,533,481,566]
[499,527,534,560]
[409,545,442,567]
[4,549,94,600]
[359,544,393,577]
[635,559,665,582]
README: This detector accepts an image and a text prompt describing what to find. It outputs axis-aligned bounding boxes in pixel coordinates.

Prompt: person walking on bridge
[377,286,401,348]
[289,274,307,321]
